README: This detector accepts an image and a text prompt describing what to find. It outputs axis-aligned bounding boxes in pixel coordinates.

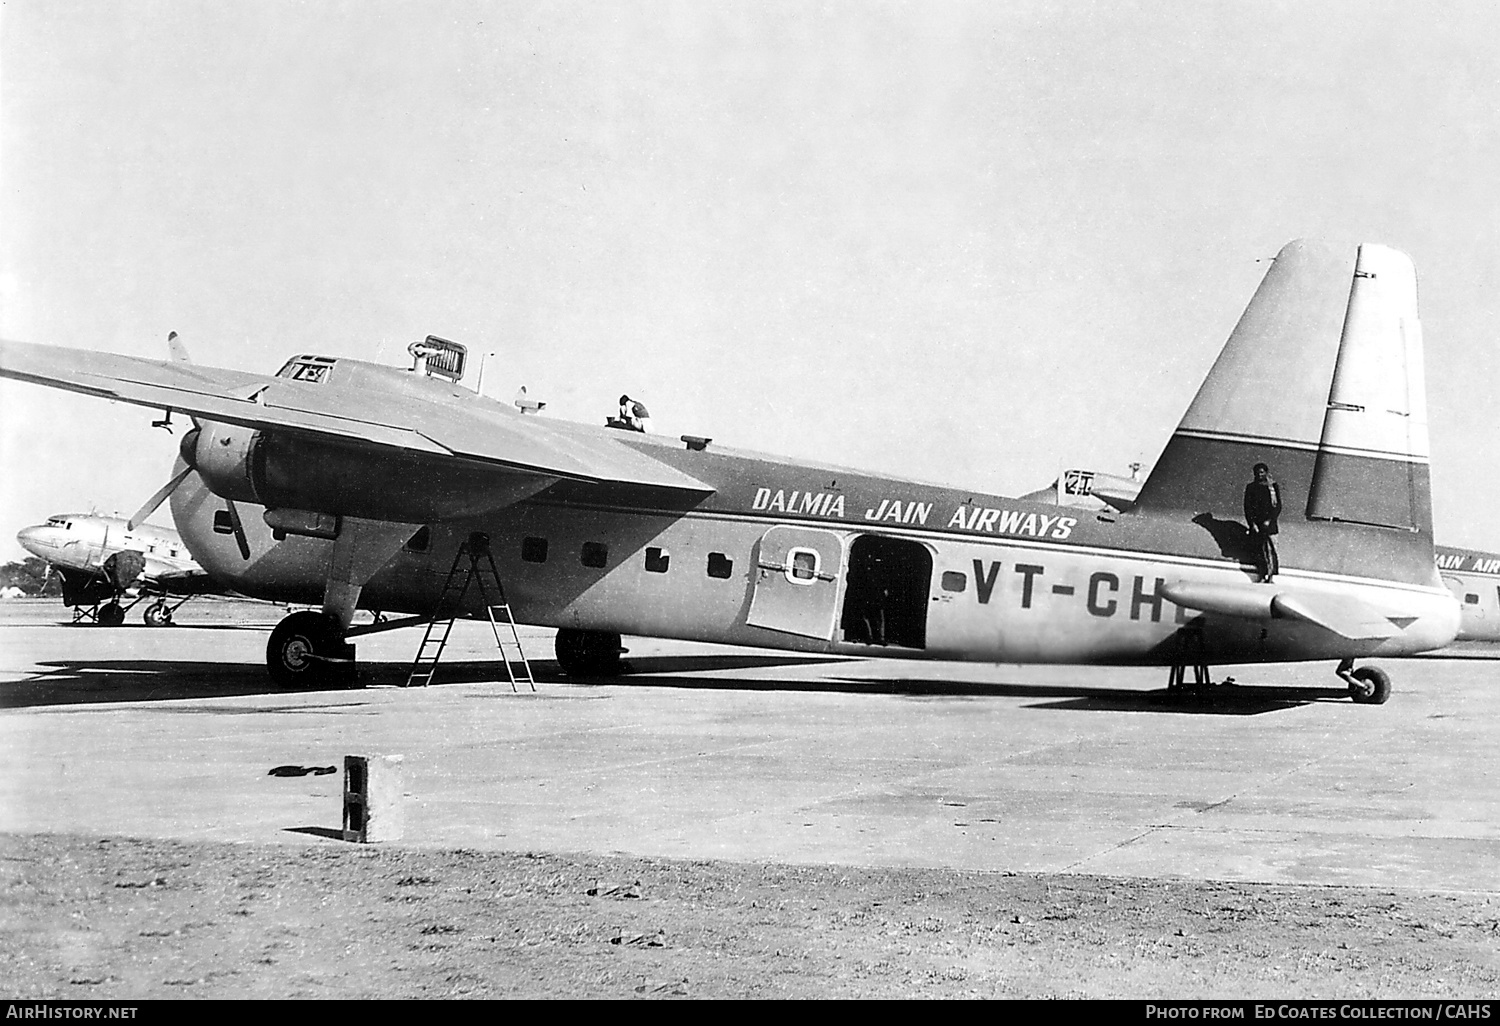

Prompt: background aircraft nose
[16,525,45,555]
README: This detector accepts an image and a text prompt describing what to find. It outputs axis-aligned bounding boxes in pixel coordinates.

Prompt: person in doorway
[618,394,652,433]
[1243,462,1282,583]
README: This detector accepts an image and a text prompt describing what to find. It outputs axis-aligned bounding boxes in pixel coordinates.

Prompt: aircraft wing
[1161,580,1404,640]
[0,340,713,494]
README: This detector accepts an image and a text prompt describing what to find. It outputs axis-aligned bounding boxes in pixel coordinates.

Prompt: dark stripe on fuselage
[533,433,1440,587]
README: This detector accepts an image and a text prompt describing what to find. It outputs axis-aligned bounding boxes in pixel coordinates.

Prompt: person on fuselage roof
[618,394,652,433]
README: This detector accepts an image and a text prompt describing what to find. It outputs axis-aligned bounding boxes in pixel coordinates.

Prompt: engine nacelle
[187,422,264,505]
[185,421,551,523]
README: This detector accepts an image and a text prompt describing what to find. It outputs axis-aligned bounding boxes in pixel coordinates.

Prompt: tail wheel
[1348,665,1391,705]
[144,602,173,627]
[267,611,354,690]
[554,628,624,677]
[97,602,126,627]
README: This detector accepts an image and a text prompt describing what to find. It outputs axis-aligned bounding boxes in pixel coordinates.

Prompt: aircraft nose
[16,525,45,555]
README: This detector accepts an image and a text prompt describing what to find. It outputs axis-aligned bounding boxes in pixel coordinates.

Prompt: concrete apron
[2,608,1496,892]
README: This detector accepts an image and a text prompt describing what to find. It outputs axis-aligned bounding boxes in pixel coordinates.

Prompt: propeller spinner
[127,423,251,560]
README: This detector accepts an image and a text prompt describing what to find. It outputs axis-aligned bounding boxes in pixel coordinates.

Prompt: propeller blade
[127,465,194,530]
[225,499,251,560]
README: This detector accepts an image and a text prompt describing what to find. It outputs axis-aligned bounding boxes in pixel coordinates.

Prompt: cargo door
[747,525,844,639]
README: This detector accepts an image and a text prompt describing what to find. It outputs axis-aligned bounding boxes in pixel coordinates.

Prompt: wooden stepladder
[404,532,535,691]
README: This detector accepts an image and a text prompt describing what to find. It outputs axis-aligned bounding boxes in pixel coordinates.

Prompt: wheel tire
[554,628,623,677]
[1348,665,1392,705]
[267,611,348,690]
[144,603,172,627]
[97,602,126,627]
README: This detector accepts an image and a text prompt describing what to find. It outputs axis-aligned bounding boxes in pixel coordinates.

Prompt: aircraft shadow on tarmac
[1,653,853,708]
[5,653,1344,715]
[46,621,286,633]
[616,671,1343,715]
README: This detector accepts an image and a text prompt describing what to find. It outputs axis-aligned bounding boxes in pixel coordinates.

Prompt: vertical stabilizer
[1133,239,1436,584]
[1133,240,1353,514]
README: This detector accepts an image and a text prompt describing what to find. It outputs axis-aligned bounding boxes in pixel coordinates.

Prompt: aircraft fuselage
[170,430,1459,668]
[1436,546,1500,644]
[17,514,198,584]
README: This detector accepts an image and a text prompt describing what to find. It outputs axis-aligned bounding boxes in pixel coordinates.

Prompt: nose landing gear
[1336,658,1391,705]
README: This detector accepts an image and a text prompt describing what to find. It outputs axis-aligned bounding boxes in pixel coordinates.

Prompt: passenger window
[645,547,669,573]
[521,537,548,563]
[405,526,431,554]
[581,542,608,568]
[213,510,234,535]
[707,552,733,579]
[786,548,818,585]
[1466,594,1480,605]
[941,571,967,593]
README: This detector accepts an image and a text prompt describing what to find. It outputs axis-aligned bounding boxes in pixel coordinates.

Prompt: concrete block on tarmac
[343,754,405,842]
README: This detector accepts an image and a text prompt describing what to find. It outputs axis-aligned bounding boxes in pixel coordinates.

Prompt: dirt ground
[2,833,1498,999]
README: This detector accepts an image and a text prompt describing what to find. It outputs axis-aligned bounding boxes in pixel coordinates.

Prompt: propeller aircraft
[0,240,1459,702]
[1434,546,1500,644]
[15,512,220,625]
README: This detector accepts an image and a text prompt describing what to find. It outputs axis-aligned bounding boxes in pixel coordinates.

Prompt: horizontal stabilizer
[1162,579,1402,640]
[1268,592,1402,640]
[1160,580,1274,620]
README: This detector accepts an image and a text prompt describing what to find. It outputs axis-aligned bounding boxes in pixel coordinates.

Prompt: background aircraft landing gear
[1337,658,1391,705]
[97,602,126,627]
[554,628,624,677]
[143,601,173,627]
[268,611,357,690]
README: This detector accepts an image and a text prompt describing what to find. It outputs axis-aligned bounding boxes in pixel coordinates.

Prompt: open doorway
[840,534,932,649]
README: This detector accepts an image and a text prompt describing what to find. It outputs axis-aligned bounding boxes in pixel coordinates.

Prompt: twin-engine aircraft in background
[1434,546,1500,644]
[15,512,221,625]
[0,239,1459,702]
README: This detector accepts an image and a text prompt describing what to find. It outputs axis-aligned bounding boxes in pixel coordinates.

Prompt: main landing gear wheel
[267,611,356,690]
[143,602,173,627]
[1347,665,1391,706]
[554,628,624,677]
[97,602,126,627]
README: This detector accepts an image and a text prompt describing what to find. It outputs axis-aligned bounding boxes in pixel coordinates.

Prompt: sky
[2,0,1498,561]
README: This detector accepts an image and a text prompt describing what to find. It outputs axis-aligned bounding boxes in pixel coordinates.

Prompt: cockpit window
[276,355,337,382]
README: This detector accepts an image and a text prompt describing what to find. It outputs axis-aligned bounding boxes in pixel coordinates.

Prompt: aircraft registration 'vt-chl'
[0,240,1458,702]
[16,513,221,625]
[1021,469,1500,649]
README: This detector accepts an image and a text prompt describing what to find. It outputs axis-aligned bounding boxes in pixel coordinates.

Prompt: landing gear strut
[267,611,357,690]
[1336,658,1391,705]
[554,628,624,677]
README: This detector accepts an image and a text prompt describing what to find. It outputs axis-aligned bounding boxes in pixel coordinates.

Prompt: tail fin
[1134,239,1434,578]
